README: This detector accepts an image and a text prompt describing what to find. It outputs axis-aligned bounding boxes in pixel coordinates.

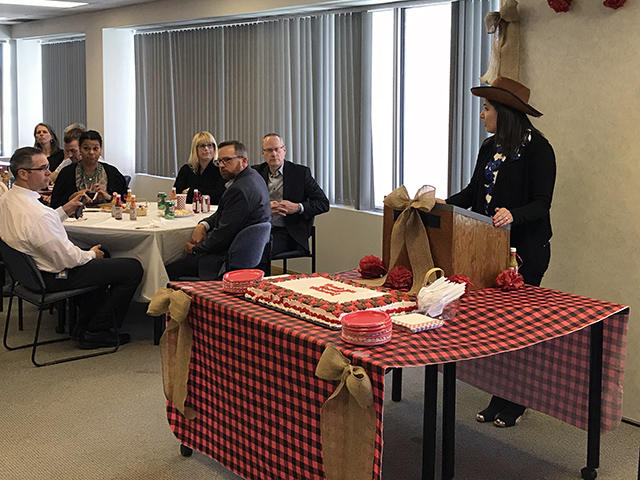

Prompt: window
[133,0,495,210]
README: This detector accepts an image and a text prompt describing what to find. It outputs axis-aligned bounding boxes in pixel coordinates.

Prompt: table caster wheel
[180,444,193,457]
[580,467,597,480]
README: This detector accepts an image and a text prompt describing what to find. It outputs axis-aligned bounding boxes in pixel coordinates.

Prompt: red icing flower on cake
[495,269,525,291]
[384,266,413,291]
[358,255,387,279]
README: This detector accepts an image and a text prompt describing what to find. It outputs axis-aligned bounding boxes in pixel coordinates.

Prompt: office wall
[518,0,640,421]
[8,0,640,421]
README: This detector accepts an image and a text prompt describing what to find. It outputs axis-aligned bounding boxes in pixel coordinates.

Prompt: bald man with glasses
[253,133,329,257]
[0,147,143,349]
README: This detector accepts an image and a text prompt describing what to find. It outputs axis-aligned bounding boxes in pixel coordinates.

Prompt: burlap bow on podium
[480,0,520,84]
[370,184,436,294]
[315,344,376,480]
[147,288,197,420]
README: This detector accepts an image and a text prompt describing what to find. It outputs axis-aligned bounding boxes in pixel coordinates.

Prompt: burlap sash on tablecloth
[315,344,376,480]
[147,288,197,420]
[480,0,520,84]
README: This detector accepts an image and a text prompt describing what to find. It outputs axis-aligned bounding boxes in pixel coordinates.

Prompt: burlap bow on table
[480,0,520,84]
[147,288,197,420]
[315,344,376,480]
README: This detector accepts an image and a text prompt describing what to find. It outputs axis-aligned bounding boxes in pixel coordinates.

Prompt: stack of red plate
[222,269,265,294]
[341,310,392,346]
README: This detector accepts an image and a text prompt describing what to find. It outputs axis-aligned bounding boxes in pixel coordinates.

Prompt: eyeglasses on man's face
[262,146,284,154]
[21,163,50,172]
[197,143,215,150]
[213,156,242,167]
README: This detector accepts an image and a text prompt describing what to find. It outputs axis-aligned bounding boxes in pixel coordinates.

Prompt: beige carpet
[0,299,638,480]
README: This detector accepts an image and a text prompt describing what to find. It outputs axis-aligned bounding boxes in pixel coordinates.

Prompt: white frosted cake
[245,273,417,329]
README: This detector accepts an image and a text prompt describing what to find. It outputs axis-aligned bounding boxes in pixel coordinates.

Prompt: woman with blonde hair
[174,131,226,204]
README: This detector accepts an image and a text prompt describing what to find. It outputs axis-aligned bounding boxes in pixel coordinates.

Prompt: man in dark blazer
[253,133,329,256]
[166,140,271,280]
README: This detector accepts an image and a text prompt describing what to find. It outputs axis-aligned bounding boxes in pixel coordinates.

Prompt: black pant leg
[42,258,143,332]
[165,254,200,281]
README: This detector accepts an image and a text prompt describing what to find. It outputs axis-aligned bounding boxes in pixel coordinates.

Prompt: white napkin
[416,277,466,317]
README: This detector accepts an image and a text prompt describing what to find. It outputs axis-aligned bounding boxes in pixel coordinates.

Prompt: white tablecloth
[63,205,216,302]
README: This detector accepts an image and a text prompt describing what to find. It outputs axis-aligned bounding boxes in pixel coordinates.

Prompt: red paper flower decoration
[495,269,525,291]
[358,255,387,279]
[547,0,572,12]
[384,266,413,291]
[447,274,475,295]
[603,0,626,9]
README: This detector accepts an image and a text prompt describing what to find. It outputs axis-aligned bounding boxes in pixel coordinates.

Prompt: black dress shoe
[78,330,131,350]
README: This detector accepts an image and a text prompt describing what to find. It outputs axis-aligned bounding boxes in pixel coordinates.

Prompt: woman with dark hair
[50,130,128,209]
[442,77,557,427]
[174,131,226,204]
[34,122,65,172]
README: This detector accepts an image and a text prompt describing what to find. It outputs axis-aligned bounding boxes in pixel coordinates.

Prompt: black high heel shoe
[494,402,526,428]
[476,396,507,423]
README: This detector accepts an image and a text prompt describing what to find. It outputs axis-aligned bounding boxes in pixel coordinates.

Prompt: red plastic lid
[222,269,264,283]
[341,310,391,328]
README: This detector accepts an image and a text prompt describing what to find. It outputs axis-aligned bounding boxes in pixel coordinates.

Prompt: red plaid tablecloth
[166,278,628,480]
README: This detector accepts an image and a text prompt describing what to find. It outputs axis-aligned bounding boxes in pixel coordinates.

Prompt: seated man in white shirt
[0,147,143,349]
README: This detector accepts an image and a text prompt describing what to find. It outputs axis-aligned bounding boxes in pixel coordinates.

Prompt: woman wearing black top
[442,77,556,427]
[50,130,127,209]
[174,131,226,204]
[34,122,64,173]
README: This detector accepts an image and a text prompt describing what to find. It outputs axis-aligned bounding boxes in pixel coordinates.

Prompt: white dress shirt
[0,185,95,273]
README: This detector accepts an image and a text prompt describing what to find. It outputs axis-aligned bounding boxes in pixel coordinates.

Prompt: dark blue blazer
[192,166,270,256]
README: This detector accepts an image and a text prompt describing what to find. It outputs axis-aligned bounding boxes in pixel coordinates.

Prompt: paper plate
[223,269,265,283]
[341,310,391,329]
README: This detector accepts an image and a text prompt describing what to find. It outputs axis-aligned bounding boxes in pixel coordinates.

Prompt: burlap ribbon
[480,0,520,84]
[371,184,436,294]
[147,288,197,420]
[315,344,376,480]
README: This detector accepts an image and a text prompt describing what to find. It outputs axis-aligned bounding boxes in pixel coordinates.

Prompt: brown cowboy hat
[471,77,542,117]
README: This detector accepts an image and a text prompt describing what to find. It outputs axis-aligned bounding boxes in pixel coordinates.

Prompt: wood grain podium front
[382,203,510,289]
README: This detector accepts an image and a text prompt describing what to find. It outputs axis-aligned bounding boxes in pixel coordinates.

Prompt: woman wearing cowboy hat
[442,76,557,427]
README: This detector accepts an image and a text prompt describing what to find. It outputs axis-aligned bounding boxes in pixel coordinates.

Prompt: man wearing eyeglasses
[253,133,329,257]
[166,140,270,280]
[0,147,143,349]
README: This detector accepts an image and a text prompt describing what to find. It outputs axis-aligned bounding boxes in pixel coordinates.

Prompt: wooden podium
[382,203,510,290]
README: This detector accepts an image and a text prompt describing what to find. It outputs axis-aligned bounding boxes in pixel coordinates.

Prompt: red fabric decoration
[495,269,525,291]
[603,0,626,9]
[384,266,413,291]
[547,0,572,12]
[447,274,475,295]
[358,255,387,279]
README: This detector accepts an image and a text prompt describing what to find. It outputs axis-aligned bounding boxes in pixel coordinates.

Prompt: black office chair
[0,253,5,313]
[157,222,273,345]
[272,225,316,274]
[225,221,272,274]
[0,238,120,367]
[124,175,132,188]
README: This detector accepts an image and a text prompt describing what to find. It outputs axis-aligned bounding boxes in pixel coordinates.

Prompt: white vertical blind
[134,12,371,208]
[41,39,87,138]
[448,0,497,194]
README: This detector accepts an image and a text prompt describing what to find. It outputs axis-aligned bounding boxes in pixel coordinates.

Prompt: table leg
[581,321,603,480]
[422,365,438,480]
[442,363,456,480]
[392,367,403,402]
[154,314,165,345]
